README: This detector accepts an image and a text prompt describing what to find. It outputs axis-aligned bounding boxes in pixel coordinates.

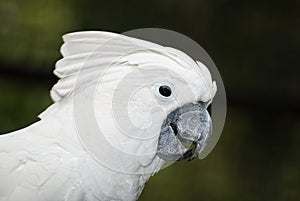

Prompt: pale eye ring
[155,84,175,102]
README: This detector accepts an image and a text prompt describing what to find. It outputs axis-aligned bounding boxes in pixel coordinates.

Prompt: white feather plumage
[0,31,216,201]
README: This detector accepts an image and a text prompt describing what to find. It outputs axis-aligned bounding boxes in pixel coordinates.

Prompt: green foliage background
[0,0,299,200]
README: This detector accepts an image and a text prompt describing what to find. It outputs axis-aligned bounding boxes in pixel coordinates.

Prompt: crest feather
[50,31,215,102]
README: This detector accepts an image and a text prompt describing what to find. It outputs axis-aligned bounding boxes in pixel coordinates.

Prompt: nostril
[170,123,178,136]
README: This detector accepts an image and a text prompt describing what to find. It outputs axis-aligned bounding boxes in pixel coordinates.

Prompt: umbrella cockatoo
[0,31,217,201]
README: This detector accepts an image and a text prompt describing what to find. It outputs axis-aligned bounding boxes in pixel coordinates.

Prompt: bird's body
[0,95,151,201]
[0,31,217,201]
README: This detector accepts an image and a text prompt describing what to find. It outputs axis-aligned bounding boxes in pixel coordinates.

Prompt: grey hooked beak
[157,102,212,161]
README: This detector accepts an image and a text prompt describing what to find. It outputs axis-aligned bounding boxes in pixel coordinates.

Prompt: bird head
[48,31,217,174]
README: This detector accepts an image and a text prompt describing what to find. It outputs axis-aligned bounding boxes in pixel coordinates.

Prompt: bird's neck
[34,98,163,200]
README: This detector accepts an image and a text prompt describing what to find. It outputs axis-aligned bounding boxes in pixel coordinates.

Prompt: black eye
[159,85,172,97]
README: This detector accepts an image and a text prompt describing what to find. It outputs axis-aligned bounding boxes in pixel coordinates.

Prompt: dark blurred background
[0,0,299,200]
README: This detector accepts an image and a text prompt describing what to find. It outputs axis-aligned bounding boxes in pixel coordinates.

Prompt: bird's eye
[159,85,172,97]
[153,83,175,102]
[154,84,175,102]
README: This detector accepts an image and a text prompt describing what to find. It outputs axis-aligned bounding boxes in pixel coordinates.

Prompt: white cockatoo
[0,31,217,201]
